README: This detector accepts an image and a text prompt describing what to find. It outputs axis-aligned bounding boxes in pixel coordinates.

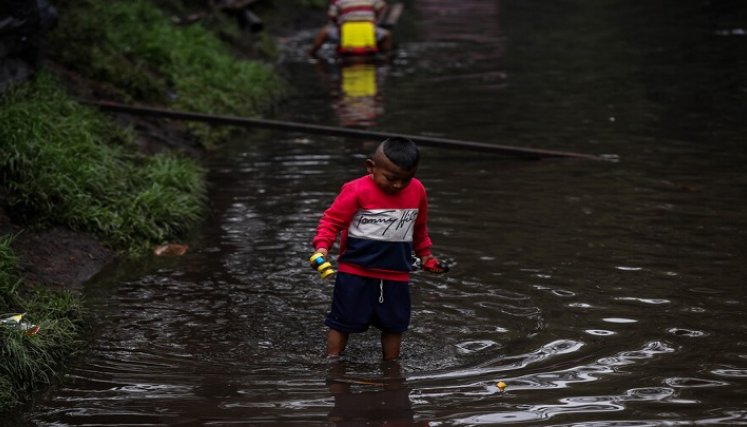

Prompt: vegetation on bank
[0,73,207,251]
[1,236,86,412]
[0,0,291,412]
[48,0,284,141]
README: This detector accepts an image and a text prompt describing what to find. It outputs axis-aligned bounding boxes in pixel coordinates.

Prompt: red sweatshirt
[313,175,433,281]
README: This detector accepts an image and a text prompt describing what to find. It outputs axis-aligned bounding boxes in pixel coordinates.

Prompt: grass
[1,236,87,412]
[48,0,284,142]
[0,72,207,252]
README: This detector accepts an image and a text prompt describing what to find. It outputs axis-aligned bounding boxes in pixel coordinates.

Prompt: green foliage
[49,1,168,102]
[255,32,280,59]
[0,239,19,359]
[48,0,284,136]
[0,236,22,310]
[0,377,16,412]
[0,237,86,412]
[0,73,207,252]
[110,155,207,250]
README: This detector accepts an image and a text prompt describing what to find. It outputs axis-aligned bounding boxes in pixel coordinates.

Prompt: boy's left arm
[414,186,448,273]
[413,197,432,260]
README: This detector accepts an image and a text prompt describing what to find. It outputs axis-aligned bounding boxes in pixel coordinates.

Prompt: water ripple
[711,369,747,378]
[664,377,728,388]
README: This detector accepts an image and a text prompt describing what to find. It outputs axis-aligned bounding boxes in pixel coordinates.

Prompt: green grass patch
[1,236,87,412]
[48,0,284,141]
[0,73,207,252]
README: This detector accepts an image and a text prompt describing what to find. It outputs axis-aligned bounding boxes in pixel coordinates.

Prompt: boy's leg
[374,279,410,360]
[376,27,391,54]
[327,328,349,357]
[309,26,329,58]
[325,272,377,357]
[380,331,402,360]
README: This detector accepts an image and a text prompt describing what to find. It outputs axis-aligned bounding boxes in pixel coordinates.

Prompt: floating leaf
[153,243,188,256]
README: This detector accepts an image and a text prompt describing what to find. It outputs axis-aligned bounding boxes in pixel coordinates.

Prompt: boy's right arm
[312,183,358,253]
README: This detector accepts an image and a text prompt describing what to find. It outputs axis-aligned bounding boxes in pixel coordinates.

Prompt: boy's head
[366,137,419,194]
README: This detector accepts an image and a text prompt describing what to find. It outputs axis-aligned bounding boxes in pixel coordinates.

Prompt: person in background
[309,0,391,59]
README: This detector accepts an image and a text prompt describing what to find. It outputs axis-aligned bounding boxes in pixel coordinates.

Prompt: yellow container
[340,21,377,53]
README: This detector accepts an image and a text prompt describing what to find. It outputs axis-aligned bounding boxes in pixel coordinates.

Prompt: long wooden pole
[85,100,604,160]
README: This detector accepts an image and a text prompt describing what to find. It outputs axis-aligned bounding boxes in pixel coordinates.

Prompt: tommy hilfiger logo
[349,209,418,242]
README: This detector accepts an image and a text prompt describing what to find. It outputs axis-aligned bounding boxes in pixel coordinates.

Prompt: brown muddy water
[19,1,747,426]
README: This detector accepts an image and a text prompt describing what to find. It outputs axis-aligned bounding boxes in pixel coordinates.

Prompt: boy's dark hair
[380,136,420,170]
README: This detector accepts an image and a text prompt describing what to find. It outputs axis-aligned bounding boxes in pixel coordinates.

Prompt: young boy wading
[312,137,447,360]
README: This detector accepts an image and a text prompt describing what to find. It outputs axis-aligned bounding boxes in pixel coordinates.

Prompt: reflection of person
[309,0,391,58]
[312,137,447,361]
[309,47,387,127]
[326,360,426,426]
[334,62,384,127]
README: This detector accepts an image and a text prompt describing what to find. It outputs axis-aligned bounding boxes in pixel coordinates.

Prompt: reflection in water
[326,360,428,426]
[313,57,386,128]
[336,62,384,127]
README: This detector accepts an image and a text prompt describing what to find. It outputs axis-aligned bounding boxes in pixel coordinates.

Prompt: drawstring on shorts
[378,280,384,304]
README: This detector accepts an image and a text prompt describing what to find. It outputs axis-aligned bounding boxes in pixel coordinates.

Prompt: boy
[311,136,447,360]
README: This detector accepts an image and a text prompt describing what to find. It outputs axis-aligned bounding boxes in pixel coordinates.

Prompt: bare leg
[327,328,349,357]
[377,28,391,54]
[381,331,402,360]
[309,26,330,58]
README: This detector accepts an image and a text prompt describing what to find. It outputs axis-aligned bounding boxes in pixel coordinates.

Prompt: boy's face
[366,152,417,195]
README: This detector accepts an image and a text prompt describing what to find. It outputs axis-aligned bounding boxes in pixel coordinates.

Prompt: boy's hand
[315,248,328,258]
[421,256,449,274]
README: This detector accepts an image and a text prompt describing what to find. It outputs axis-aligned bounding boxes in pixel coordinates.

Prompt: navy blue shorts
[325,272,411,334]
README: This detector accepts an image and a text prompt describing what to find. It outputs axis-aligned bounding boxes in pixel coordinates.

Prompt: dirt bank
[0,206,113,290]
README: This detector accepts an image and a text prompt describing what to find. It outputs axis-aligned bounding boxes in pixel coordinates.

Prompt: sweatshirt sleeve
[413,184,433,257]
[312,182,359,251]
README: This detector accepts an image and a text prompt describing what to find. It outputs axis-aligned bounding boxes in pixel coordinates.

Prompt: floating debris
[1,313,25,325]
[154,243,189,256]
[1,313,41,336]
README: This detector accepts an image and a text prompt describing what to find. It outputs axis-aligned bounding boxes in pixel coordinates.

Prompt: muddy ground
[0,209,114,290]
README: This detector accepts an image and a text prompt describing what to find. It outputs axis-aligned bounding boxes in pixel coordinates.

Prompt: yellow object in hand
[310,252,335,279]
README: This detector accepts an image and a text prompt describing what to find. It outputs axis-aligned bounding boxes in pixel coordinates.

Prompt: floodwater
[21,1,747,425]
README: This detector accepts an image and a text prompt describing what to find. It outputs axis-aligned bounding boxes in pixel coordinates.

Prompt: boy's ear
[365,158,375,173]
